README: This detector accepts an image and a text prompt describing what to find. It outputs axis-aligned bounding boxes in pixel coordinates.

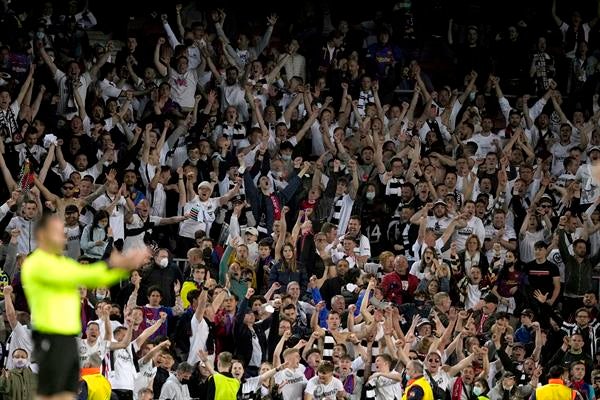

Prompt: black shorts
[32,331,80,395]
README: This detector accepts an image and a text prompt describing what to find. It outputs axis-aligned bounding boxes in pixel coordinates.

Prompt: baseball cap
[521,308,534,317]
[198,181,212,190]
[417,318,432,328]
[512,342,526,349]
[244,227,259,237]
[434,200,447,207]
[588,146,600,155]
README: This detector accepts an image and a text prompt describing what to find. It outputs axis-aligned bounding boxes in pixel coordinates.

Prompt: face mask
[473,387,483,396]
[96,293,107,301]
[503,386,513,392]
[183,38,194,47]
[36,31,45,40]
[98,222,108,229]
[281,154,291,161]
[366,192,376,200]
[405,373,411,380]
[180,378,190,385]
[415,299,425,307]
[273,170,283,178]
[468,92,476,102]
[158,258,169,268]
[13,359,27,369]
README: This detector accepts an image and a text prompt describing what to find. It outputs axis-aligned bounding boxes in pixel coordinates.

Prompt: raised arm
[551,0,563,26]
[2,286,17,330]
[135,312,167,348]
[0,150,17,192]
[89,41,113,81]
[154,38,169,77]
[37,42,58,76]
[273,206,289,262]
[15,64,35,106]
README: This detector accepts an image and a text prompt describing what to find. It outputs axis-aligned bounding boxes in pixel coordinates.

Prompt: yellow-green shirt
[21,249,128,335]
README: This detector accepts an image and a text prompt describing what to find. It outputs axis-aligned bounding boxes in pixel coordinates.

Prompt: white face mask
[473,387,483,396]
[13,358,28,369]
[281,154,291,161]
[366,192,376,200]
[96,293,107,301]
[158,258,169,268]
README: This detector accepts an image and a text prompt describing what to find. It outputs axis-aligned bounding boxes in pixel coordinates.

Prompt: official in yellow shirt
[21,212,149,398]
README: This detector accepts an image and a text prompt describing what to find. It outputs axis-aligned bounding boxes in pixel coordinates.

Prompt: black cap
[483,293,498,304]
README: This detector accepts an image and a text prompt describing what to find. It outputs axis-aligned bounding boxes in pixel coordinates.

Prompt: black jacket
[234,298,270,367]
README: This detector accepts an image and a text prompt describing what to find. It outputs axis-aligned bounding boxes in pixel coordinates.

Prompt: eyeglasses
[427,358,440,363]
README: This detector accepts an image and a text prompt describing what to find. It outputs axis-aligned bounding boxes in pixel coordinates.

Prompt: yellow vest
[81,371,112,400]
[535,380,576,400]
[402,376,435,400]
[213,372,240,400]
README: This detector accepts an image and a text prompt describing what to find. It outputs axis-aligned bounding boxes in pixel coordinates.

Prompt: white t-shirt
[179,196,221,238]
[452,216,485,252]
[77,338,110,365]
[124,215,162,251]
[274,365,307,400]
[187,316,210,365]
[134,359,157,400]
[92,194,127,240]
[305,376,344,400]
[168,68,198,109]
[99,78,123,101]
[108,342,139,390]
[468,132,500,159]
[65,224,83,259]
[5,322,36,372]
[366,375,403,400]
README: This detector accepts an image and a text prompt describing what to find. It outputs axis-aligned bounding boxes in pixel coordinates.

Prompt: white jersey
[274,365,307,400]
[92,194,127,240]
[305,376,344,400]
[5,322,36,372]
[179,197,221,238]
[77,338,110,366]
[108,342,139,390]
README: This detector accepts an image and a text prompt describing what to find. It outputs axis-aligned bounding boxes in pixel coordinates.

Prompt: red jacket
[381,272,419,305]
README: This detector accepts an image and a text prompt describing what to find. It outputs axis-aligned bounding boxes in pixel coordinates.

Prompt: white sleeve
[163,21,181,48]
[498,97,512,124]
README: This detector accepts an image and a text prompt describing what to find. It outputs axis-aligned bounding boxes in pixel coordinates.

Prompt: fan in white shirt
[304,362,345,400]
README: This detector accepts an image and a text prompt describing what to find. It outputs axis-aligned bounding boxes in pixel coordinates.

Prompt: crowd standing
[2,0,600,399]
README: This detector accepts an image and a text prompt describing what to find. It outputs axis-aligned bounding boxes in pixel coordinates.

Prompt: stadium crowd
[1,0,600,399]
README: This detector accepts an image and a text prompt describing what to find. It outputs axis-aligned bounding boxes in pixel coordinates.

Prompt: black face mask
[415,299,425,307]
[109,314,121,322]
[180,378,190,385]
[183,38,194,47]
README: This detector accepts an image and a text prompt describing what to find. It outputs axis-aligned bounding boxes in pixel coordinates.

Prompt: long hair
[89,209,109,241]
[281,243,298,272]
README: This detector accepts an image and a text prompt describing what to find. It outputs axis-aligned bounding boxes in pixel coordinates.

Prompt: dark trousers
[112,389,133,400]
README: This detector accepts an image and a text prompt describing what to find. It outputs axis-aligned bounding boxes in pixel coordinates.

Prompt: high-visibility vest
[213,372,241,400]
[81,369,112,400]
[402,376,435,400]
[535,379,577,400]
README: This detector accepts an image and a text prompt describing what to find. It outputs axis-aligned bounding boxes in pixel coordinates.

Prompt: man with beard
[411,200,453,239]
[581,291,599,321]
